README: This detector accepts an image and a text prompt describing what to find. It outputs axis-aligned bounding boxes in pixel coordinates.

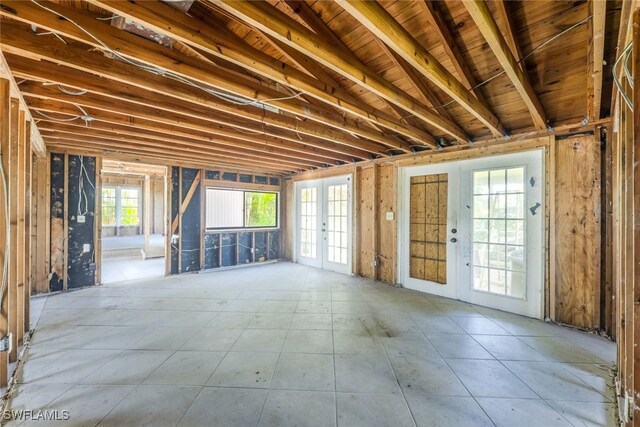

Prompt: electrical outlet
[77,215,86,223]
[83,243,91,253]
[385,211,394,221]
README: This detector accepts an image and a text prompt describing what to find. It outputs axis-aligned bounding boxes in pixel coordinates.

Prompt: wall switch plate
[0,333,12,353]
[83,243,91,253]
[77,215,86,223]
[385,211,394,221]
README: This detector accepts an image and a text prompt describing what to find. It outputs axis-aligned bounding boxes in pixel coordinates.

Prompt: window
[206,188,278,229]
[101,186,140,227]
[326,184,348,264]
[101,188,116,226]
[471,167,526,299]
[299,187,317,258]
[120,188,140,226]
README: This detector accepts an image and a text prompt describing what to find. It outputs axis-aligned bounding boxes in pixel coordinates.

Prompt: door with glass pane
[457,150,544,318]
[296,175,352,274]
[400,164,459,298]
[321,176,351,274]
[296,180,322,268]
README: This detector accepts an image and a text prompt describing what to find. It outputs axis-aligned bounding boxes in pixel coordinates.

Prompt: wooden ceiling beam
[491,1,524,73]
[212,0,469,143]
[77,0,436,148]
[0,30,390,157]
[0,5,410,153]
[36,121,329,168]
[419,1,491,105]
[41,132,300,172]
[39,128,313,171]
[45,140,294,174]
[332,0,504,138]
[90,0,465,143]
[462,0,547,130]
[8,55,367,162]
[18,79,370,164]
[587,0,607,121]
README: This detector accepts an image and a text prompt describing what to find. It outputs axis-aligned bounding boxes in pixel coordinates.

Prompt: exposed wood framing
[463,0,547,130]
[587,0,607,122]
[171,170,201,234]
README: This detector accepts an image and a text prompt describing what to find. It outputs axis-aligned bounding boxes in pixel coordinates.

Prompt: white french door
[296,175,352,275]
[400,150,544,318]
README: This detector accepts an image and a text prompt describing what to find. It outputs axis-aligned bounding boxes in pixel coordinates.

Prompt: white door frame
[398,163,459,298]
[294,174,353,275]
[398,149,545,319]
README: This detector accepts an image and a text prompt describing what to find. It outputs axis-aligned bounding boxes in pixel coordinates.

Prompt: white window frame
[205,187,280,231]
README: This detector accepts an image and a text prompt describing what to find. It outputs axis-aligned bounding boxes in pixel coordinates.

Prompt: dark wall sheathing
[169,166,281,275]
[170,166,179,275]
[49,153,65,292]
[49,153,97,291]
[204,233,220,269]
[66,155,96,288]
[180,167,200,273]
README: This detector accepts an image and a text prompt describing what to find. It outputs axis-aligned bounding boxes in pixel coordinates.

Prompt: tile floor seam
[415,321,498,427]
[91,383,140,427]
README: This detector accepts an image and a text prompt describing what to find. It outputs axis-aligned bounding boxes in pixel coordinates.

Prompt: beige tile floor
[11,263,615,426]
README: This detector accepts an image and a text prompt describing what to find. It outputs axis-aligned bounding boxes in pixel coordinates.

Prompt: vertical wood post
[0,79,10,386]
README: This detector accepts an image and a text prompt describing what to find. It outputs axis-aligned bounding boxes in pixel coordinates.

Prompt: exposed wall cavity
[49,152,97,291]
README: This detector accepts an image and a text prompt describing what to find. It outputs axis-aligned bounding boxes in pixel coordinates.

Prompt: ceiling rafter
[418,1,491,106]
[331,0,504,138]
[587,0,607,121]
[7,54,371,161]
[0,23,394,157]
[38,124,316,170]
[491,0,524,73]
[36,119,332,168]
[282,0,440,136]
[462,0,547,130]
[81,0,437,148]
[0,2,413,154]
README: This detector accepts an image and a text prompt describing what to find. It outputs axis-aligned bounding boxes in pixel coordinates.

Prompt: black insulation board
[269,177,280,186]
[180,168,200,273]
[239,174,252,183]
[170,166,179,275]
[66,155,96,289]
[222,172,237,181]
[254,232,267,262]
[268,230,280,260]
[205,170,220,180]
[255,175,268,184]
[49,153,65,292]
[221,233,237,267]
[204,233,220,269]
[238,232,253,264]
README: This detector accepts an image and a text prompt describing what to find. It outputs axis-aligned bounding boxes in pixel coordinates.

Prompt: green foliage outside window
[245,192,277,227]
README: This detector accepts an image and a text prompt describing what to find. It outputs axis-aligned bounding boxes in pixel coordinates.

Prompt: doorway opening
[295,175,352,275]
[99,160,167,283]
[399,150,544,318]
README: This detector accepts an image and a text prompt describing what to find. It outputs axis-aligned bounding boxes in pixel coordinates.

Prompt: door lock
[451,228,457,234]
[450,238,457,243]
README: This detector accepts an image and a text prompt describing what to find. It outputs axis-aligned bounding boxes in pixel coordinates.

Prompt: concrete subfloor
[101,257,165,284]
[13,263,615,426]
[102,234,164,252]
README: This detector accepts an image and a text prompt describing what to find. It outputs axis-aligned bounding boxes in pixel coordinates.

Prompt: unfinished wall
[554,135,602,329]
[169,167,282,275]
[48,152,97,291]
[285,135,609,332]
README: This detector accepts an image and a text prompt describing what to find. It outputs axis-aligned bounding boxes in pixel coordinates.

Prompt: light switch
[83,244,91,253]
[385,211,394,221]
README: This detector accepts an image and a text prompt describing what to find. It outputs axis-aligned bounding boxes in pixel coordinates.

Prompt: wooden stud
[0,79,10,386]
[94,157,102,284]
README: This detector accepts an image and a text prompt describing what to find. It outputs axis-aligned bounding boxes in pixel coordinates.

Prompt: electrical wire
[613,42,634,111]
[30,0,304,111]
[0,155,9,308]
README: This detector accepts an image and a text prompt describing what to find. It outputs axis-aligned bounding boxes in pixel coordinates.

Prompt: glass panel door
[296,181,321,268]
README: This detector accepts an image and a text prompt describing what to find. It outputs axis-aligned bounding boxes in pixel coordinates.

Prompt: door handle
[450,238,457,243]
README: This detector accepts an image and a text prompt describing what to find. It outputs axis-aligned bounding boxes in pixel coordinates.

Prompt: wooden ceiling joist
[587,0,607,122]
[462,0,547,130]
[76,0,437,148]
[333,0,504,138]
[0,26,393,158]
[418,1,491,105]
[0,4,412,154]
[210,0,470,143]
[36,121,329,169]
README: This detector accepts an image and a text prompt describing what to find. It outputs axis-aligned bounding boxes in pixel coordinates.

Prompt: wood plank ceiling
[0,0,620,175]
